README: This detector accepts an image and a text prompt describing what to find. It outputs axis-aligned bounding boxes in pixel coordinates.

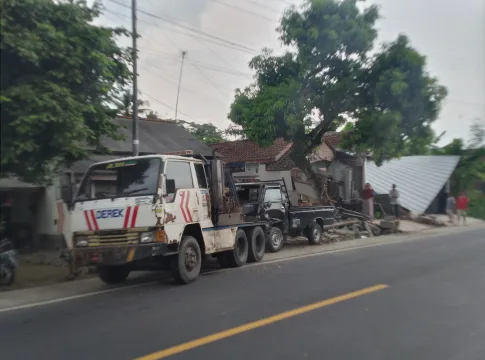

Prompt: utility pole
[174,50,187,120]
[131,0,139,156]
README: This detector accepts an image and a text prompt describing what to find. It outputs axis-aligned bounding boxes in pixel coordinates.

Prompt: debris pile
[320,205,399,243]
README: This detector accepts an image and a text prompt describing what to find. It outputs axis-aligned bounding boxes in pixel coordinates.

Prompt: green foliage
[116,89,150,117]
[468,190,485,220]
[146,110,159,120]
[228,0,447,179]
[177,120,226,144]
[432,120,485,194]
[0,0,131,184]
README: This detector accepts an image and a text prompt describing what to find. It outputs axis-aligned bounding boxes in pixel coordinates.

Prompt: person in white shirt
[389,184,400,219]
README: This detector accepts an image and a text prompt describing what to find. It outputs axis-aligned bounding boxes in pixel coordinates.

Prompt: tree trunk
[289,129,325,200]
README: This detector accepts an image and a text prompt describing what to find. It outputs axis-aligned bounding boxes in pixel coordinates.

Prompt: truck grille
[87,230,139,247]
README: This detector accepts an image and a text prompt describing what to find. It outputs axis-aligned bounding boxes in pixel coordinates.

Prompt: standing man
[389,184,400,219]
[362,183,375,220]
[446,193,456,225]
[456,192,469,225]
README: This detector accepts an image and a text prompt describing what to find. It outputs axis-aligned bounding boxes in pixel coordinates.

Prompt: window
[75,158,162,202]
[194,163,208,188]
[264,187,282,202]
[165,161,194,202]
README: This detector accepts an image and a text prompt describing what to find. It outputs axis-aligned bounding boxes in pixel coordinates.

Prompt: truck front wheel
[97,265,130,284]
[266,226,284,253]
[172,236,202,284]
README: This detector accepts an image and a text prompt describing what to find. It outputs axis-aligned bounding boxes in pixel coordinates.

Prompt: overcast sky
[98,0,485,145]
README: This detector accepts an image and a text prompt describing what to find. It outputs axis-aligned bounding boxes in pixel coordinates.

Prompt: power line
[143,92,199,122]
[210,0,277,21]
[140,47,253,78]
[140,64,228,107]
[106,0,257,53]
[103,6,259,55]
[240,0,283,15]
[191,63,230,99]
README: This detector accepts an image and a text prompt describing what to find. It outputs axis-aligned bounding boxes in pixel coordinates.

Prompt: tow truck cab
[66,151,268,284]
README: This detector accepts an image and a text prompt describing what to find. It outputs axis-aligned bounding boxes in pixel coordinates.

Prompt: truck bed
[287,206,335,234]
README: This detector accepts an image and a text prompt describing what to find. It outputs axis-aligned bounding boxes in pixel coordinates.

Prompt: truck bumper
[72,243,179,267]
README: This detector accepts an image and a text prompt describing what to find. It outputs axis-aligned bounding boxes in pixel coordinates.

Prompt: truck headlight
[140,232,155,243]
[76,236,88,247]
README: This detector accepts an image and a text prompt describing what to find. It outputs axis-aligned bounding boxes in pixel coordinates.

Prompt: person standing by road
[362,183,375,220]
[389,184,400,219]
[456,192,469,225]
[446,193,456,225]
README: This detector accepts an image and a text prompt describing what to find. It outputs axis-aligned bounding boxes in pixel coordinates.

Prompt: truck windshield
[75,158,162,202]
[264,187,283,202]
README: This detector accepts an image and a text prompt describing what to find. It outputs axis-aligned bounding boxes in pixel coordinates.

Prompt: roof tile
[209,138,290,163]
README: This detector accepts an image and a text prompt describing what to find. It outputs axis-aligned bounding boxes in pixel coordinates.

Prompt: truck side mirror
[166,179,176,195]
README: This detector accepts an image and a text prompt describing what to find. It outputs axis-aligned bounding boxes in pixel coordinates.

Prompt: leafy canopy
[0,0,131,183]
[432,119,485,194]
[177,120,226,144]
[229,0,447,171]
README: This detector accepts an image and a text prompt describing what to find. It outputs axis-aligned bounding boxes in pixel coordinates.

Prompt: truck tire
[307,222,323,245]
[172,236,202,284]
[97,265,130,284]
[247,226,265,263]
[226,229,249,267]
[266,226,284,253]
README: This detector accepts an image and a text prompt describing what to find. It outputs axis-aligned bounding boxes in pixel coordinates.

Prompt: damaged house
[210,132,365,206]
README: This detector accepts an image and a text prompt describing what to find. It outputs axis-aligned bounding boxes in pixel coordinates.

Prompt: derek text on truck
[66,151,267,284]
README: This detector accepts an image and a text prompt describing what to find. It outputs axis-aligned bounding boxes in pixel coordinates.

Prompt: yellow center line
[135,284,389,360]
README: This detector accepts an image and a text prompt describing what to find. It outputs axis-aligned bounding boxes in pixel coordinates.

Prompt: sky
[97,0,485,145]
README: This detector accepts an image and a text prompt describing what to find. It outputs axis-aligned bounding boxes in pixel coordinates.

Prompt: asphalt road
[1,227,485,360]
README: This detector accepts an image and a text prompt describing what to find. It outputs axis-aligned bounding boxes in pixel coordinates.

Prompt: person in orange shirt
[456,192,469,225]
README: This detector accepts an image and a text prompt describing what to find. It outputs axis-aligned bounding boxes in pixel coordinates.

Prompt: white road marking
[0,282,152,314]
[0,225,481,313]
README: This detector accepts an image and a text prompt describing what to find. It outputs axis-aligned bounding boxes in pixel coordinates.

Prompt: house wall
[312,157,363,200]
[245,163,260,174]
[34,177,70,250]
[260,164,298,204]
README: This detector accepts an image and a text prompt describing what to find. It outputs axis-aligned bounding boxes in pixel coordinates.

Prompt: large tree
[229,0,447,193]
[1,0,131,183]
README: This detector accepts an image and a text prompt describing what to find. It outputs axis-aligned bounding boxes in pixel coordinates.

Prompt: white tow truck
[66,151,267,284]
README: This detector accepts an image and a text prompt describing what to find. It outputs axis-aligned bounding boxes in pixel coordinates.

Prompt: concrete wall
[260,165,299,204]
[34,177,71,250]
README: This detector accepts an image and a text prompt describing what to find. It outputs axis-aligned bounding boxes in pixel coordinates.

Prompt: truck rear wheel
[97,265,130,284]
[266,226,284,253]
[172,236,202,284]
[307,222,323,245]
[247,226,265,263]
[226,229,248,267]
